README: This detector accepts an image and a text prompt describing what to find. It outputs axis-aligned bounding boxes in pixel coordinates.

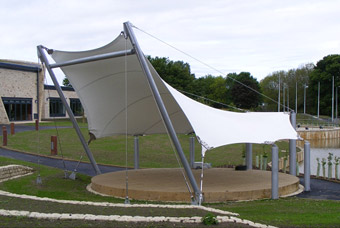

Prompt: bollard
[246,143,252,170]
[190,137,195,168]
[10,123,15,135]
[271,144,279,199]
[35,119,39,131]
[134,136,139,169]
[2,126,7,146]
[304,141,311,191]
[51,136,58,155]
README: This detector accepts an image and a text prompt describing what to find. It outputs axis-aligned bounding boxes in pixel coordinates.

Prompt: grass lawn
[0,156,339,228]
[214,198,340,228]
[2,121,293,168]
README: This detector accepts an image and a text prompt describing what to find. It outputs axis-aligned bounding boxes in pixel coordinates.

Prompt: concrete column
[246,143,252,170]
[271,144,279,199]
[190,137,195,168]
[289,111,297,176]
[134,136,139,169]
[304,141,311,191]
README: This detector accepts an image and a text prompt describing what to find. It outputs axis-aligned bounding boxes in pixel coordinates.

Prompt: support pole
[304,141,311,191]
[37,45,101,175]
[271,144,279,199]
[289,111,297,176]
[246,143,252,170]
[134,136,139,169]
[123,21,201,204]
[190,136,195,168]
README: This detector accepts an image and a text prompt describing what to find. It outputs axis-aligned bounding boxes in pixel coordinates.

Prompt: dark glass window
[2,97,32,121]
[70,98,83,116]
[49,98,65,117]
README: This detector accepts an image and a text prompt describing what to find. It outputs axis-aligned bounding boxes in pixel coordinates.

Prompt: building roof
[0,60,42,72]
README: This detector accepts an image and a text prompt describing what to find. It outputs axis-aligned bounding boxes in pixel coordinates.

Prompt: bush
[201,213,219,225]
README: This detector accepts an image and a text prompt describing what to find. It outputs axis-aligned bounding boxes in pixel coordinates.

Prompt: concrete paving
[91,168,300,202]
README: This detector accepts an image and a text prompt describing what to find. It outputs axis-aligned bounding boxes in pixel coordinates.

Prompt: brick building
[0,60,82,124]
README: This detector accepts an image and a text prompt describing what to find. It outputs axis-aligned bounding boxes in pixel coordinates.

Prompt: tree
[226,72,262,110]
[309,55,340,116]
[147,56,195,93]
[260,64,312,112]
[62,77,72,87]
[191,75,229,108]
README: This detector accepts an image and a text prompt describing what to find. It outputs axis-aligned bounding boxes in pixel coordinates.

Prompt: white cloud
[0,0,339,84]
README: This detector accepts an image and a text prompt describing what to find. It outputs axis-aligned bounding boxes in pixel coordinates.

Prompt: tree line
[63,54,340,116]
[148,55,340,116]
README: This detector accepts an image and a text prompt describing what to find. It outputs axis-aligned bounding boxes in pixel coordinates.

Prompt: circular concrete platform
[90,168,300,203]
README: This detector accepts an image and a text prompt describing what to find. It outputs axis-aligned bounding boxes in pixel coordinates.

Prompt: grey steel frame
[123,21,202,204]
[37,45,102,175]
[49,49,135,68]
[289,111,297,176]
[271,144,279,199]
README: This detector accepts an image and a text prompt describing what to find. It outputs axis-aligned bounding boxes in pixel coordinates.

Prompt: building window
[49,98,65,117]
[2,97,32,121]
[70,98,83,116]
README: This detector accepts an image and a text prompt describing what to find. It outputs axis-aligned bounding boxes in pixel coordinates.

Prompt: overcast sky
[1,0,339,84]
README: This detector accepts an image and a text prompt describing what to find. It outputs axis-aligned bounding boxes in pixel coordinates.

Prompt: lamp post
[304,84,308,114]
[336,86,340,121]
[332,76,334,122]
[295,81,298,113]
[278,75,280,112]
[317,82,320,118]
[283,84,286,112]
[287,85,289,112]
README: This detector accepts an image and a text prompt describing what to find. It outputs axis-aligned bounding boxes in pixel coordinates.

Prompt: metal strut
[37,45,101,175]
[123,21,202,204]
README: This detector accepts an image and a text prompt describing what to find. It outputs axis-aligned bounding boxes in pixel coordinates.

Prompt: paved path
[298,177,340,200]
[0,147,125,176]
[0,124,70,136]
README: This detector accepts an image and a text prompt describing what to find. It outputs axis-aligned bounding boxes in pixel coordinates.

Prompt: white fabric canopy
[51,32,299,153]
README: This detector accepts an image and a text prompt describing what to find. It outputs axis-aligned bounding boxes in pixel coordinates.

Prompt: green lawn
[214,198,340,228]
[2,122,293,168]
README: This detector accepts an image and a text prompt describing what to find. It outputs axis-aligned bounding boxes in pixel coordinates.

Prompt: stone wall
[297,128,340,140]
[0,165,33,181]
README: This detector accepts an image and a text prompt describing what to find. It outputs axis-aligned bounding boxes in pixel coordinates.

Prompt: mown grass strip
[2,123,292,168]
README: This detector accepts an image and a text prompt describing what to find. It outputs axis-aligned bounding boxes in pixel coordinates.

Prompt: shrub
[201,213,218,225]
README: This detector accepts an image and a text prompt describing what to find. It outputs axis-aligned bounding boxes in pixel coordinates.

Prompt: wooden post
[2,126,7,146]
[51,136,58,155]
[35,119,39,131]
[10,123,15,135]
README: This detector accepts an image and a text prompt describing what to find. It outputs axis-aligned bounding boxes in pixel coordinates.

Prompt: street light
[332,76,334,122]
[295,81,298,113]
[287,85,289,112]
[317,82,320,118]
[304,84,308,114]
[336,86,340,121]
[295,81,297,114]
[283,84,286,112]
[278,75,280,112]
